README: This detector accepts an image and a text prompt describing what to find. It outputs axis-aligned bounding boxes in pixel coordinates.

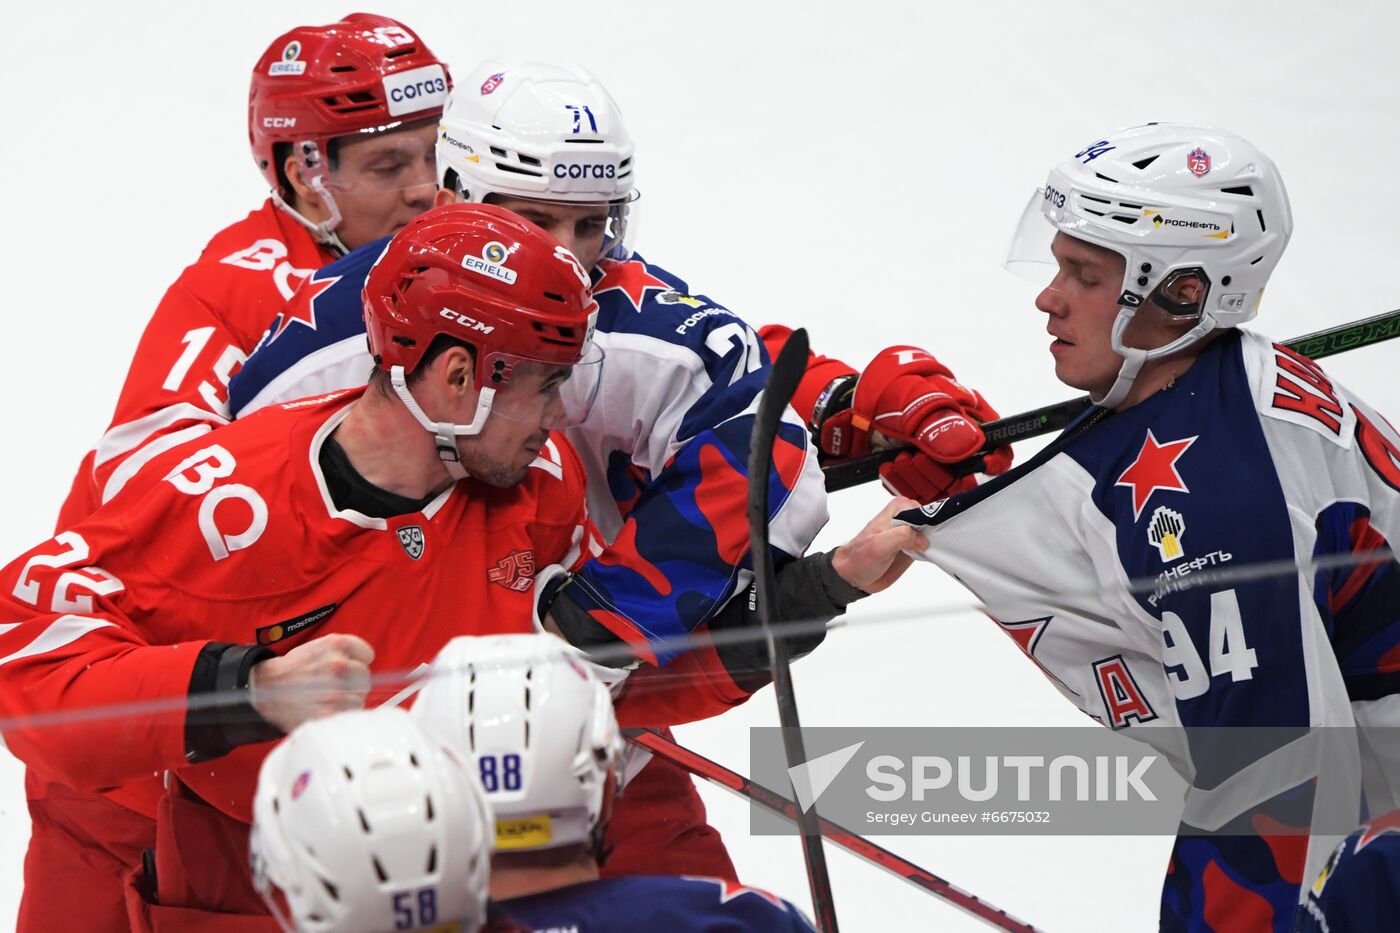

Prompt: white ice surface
[3,1,1399,930]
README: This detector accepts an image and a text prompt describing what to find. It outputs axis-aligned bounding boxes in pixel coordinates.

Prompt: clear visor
[487,341,605,431]
[1003,189,1062,285]
[602,189,639,262]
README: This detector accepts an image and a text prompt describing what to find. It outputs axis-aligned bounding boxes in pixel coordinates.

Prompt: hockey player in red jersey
[3,204,920,929]
[58,14,450,530]
[22,18,452,932]
[411,634,820,932]
[2,205,602,929]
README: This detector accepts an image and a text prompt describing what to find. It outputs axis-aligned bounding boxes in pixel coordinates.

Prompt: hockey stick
[823,306,1400,492]
[749,326,839,932]
[626,729,1043,933]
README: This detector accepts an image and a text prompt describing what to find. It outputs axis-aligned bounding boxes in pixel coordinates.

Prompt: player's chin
[475,464,530,489]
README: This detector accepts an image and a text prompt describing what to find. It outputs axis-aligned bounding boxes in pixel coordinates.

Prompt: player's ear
[438,345,477,400]
[283,154,326,216]
[433,186,458,208]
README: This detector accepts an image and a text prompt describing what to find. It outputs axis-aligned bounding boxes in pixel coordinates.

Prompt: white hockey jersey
[900,329,1400,932]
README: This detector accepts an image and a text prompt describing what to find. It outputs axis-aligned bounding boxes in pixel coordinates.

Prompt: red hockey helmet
[364,203,603,462]
[249,14,450,242]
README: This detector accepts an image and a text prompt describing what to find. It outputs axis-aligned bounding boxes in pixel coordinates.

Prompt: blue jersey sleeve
[550,255,826,665]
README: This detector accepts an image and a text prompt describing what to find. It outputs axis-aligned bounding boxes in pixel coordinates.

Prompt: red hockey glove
[823,346,1013,501]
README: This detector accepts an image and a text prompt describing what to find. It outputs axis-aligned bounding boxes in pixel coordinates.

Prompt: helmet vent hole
[1250,256,1264,265]
[543,291,565,303]
[1110,215,1138,225]
[496,162,544,178]
[1256,210,1267,233]
[1131,155,1160,170]
[343,766,354,781]
[371,856,388,883]
[524,719,531,748]
[329,65,357,73]
[384,46,418,59]
[1095,173,1119,184]
[1081,195,1111,205]
[426,845,438,874]
[563,138,602,145]
[490,146,508,158]
[357,808,371,833]
[409,753,420,768]
[518,154,542,167]
[320,877,340,901]
[272,798,281,814]
[346,91,376,104]
[1081,208,1106,218]
[1222,185,1254,196]
[425,794,436,822]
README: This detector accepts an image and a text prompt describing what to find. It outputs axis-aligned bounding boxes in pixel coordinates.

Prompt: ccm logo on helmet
[382,64,449,118]
[262,117,297,128]
[554,163,617,180]
[439,308,495,334]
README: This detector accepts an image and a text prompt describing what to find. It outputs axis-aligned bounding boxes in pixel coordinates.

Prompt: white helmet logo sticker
[269,40,307,75]
[463,241,518,286]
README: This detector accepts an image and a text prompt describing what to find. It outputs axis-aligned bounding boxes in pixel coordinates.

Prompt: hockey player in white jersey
[411,634,820,932]
[898,122,1400,932]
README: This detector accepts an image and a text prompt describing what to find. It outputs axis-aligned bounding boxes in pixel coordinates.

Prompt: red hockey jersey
[56,200,337,528]
[6,390,596,821]
[8,389,753,817]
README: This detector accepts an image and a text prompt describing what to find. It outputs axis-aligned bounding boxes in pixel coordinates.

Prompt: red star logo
[1357,810,1400,851]
[990,614,1077,696]
[684,877,789,911]
[1115,429,1197,520]
[269,274,340,343]
[593,258,670,312]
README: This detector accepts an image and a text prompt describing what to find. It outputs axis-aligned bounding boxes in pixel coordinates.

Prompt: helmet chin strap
[1095,305,1218,410]
[270,156,350,256]
[389,365,496,482]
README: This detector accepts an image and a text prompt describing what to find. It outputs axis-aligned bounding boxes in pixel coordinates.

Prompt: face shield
[600,189,639,262]
[479,340,606,431]
[1004,189,1062,285]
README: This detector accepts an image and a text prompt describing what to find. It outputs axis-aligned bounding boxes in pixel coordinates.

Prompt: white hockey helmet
[436,59,637,260]
[249,708,494,933]
[411,633,622,854]
[1007,122,1293,407]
